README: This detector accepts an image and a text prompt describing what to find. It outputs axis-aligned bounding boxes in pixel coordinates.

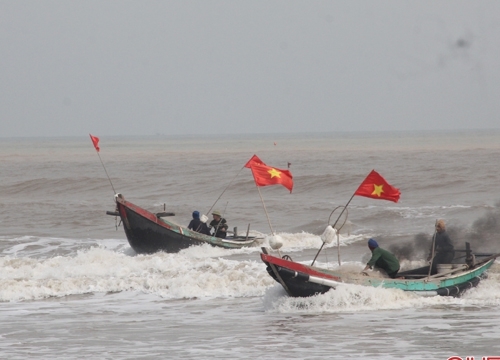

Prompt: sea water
[1,131,500,359]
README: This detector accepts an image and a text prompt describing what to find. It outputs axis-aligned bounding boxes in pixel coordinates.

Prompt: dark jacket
[188,219,210,235]
[434,231,454,255]
[209,218,228,239]
[430,230,455,273]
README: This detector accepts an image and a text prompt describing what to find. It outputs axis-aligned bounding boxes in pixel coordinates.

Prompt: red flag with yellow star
[354,170,400,203]
[250,163,293,193]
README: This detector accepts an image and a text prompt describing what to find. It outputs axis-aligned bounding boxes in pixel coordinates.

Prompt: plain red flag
[89,134,100,152]
[250,163,293,193]
[244,154,265,168]
[354,170,400,203]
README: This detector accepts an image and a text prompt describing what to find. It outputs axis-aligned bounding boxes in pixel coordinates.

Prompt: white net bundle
[320,225,337,244]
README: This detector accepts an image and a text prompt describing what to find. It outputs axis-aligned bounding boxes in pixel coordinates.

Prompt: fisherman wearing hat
[209,210,228,239]
[361,238,400,278]
[187,211,211,235]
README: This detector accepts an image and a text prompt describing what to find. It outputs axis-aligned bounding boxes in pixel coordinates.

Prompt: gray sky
[1,1,500,137]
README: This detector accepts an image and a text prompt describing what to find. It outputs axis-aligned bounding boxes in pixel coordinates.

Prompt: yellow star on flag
[268,168,282,178]
[371,184,384,197]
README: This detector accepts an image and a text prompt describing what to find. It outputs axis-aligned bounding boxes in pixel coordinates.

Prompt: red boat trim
[118,199,174,230]
[261,253,341,281]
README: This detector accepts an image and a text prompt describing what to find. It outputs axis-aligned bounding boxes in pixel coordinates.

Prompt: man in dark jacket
[209,210,228,239]
[428,219,455,274]
[187,211,210,235]
[361,238,400,278]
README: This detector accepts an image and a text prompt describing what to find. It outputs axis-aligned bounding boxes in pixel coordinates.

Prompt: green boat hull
[261,250,496,297]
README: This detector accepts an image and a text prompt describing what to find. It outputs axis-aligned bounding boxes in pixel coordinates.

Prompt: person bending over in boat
[188,211,210,235]
[209,210,228,239]
[427,219,455,274]
[361,238,401,278]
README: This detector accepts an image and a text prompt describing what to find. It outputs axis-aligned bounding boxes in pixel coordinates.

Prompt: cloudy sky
[1,1,500,137]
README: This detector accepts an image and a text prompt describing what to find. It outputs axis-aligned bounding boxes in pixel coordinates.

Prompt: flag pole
[96,151,117,195]
[257,186,275,235]
[245,155,292,257]
[311,193,355,266]
[90,134,116,195]
[256,186,283,257]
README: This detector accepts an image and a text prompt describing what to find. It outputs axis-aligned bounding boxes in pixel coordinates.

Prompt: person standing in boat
[209,210,228,239]
[188,211,210,235]
[428,219,455,274]
[361,238,400,278]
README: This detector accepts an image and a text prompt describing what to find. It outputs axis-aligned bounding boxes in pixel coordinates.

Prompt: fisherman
[428,219,455,274]
[209,210,228,239]
[187,211,210,235]
[361,238,400,278]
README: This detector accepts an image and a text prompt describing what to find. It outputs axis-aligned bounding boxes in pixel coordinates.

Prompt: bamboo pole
[427,220,439,279]
[256,186,281,257]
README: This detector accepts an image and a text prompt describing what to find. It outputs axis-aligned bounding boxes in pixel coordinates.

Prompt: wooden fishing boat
[107,194,262,254]
[260,245,499,297]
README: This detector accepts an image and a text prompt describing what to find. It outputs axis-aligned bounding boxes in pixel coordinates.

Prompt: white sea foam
[264,282,490,314]
[0,232,368,303]
[0,246,275,302]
